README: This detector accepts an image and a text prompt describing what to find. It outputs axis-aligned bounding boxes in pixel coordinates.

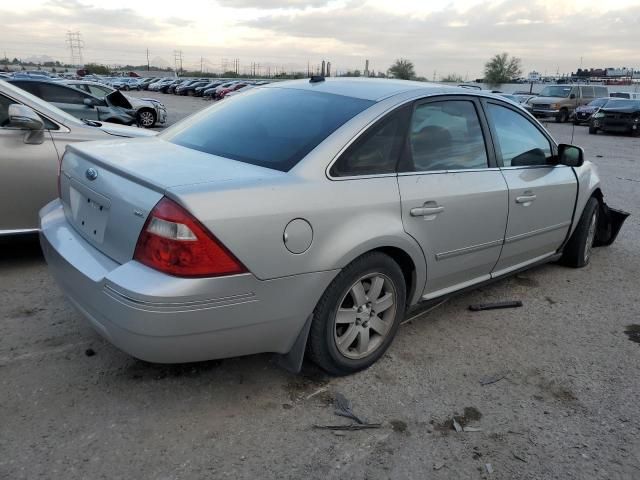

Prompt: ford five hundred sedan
[39,78,628,375]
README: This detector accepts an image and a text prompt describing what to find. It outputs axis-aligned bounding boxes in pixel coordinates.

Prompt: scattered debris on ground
[624,324,640,344]
[84,348,96,357]
[334,392,365,424]
[479,372,508,386]
[313,423,382,431]
[469,301,523,311]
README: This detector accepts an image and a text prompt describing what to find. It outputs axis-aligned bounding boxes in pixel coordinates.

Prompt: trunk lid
[60,137,284,264]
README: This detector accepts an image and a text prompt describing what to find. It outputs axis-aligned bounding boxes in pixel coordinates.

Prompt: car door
[37,83,101,121]
[397,96,509,300]
[0,92,60,232]
[483,100,577,276]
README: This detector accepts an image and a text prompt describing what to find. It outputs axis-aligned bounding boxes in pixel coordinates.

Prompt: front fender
[570,160,601,237]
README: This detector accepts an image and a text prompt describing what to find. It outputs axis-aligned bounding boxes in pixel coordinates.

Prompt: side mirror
[83,97,98,107]
[558,144,584,167]
[569,93,576,100]
[8,104,44,130]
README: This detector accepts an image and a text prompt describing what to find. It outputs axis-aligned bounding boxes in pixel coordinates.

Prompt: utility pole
[66,31,84,67]
[200,56,203,75]
[146,48,150,71]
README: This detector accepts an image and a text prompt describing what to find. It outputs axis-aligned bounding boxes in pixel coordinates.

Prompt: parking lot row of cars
[0,72,167,128]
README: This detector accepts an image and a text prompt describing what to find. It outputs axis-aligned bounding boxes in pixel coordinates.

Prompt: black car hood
[106,89,133,110]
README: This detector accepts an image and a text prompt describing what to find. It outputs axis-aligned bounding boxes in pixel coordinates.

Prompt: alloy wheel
[333,273,397,360]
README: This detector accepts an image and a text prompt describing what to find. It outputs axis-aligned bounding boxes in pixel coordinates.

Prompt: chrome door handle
[516,194,537,204]
[410,206,444,217]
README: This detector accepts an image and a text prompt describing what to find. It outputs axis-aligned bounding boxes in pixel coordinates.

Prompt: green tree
[388,58,415,80]
[84,63,110,75]
[440,73,464,83]
[484,53,522,85]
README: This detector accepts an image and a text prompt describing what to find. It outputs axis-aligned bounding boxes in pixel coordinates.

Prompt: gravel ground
[1,94,639,479]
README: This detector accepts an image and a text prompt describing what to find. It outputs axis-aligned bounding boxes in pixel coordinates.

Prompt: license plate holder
[69,179,111,243]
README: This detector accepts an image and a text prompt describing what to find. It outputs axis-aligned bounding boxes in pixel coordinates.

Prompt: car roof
[262,77,459,101]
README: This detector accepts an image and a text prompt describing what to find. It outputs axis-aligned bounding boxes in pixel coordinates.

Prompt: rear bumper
[39,200,337,363]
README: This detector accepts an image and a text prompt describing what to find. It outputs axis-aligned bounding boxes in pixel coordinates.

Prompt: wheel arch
[333,236,427,307]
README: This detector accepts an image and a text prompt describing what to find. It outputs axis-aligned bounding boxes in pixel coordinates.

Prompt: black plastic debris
[469,301,523,311]
[85,348,96,357]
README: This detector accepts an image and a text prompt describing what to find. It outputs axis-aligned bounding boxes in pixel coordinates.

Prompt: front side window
[331,108,408,177]
[595,86,608,98]
[487,103,552,167]
[39,84,88,104]
[163,88,373,172]
[407,100,488,172]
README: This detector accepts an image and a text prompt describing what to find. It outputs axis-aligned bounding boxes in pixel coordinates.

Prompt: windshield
[1,79,83,125]
[539,86,573,98]
[604,99,640,109]
[588,98,609,107]
[162,87,374,172]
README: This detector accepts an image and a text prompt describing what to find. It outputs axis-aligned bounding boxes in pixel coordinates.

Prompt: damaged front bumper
[595,203,630,247]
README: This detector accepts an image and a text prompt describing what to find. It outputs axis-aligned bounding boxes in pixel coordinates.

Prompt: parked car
[225,84,256,98]
[573,98,610,125]
[194,81,224,97]
[8,79,138,125]
[64,80,167,128]
[112,78,142,91]
[589,99,640,136]
[204,81,237,98]
[176,80,209,96]
[157,79,181,93]
[168,80,190,94]
[148,79,173,92]
[497,93,529,111]
[39,79,627,375]
[528,85,609,122]
[216,82,248,99]
[138,77,159,90]
[0,80,154,235]
[610,92,640,100]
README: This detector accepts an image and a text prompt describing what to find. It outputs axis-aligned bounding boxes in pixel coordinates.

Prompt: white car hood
[99,122,157,138]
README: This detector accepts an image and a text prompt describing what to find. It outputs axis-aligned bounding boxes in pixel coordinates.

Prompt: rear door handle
[410,206,444,217]
[516,194,537,204]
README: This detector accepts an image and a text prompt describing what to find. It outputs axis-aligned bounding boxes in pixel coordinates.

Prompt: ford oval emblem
[85,168,98,181]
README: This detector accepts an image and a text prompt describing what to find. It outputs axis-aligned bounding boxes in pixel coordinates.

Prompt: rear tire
[307,252,406,375]
[560,197,599,268]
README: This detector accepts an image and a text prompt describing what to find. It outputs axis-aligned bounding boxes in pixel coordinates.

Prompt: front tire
[589,126,598,135]
[307,252,406,375]
[560,197,599,268]
[137,109,157,128]
[556,109,569,123]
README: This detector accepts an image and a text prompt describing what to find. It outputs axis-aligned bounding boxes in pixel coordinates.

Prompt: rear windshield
[161,87,374,171]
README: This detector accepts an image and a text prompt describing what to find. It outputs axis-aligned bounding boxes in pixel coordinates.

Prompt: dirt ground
[1,93,639,479]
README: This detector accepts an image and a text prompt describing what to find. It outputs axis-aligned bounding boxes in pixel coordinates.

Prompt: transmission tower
[66,31,84,66]
[173,50,183,75]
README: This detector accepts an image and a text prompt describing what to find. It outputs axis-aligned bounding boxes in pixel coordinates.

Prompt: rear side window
[330,107,408,177]
[595,86,608,98]
[163,88,373,171]
[487,103,552,167]
[406,100,489,172]
[581,86,595,98]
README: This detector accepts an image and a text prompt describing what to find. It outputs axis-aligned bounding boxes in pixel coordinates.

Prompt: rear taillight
[133,197,247,278]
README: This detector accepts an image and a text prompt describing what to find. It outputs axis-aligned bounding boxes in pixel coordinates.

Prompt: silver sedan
[39,78,628,375]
